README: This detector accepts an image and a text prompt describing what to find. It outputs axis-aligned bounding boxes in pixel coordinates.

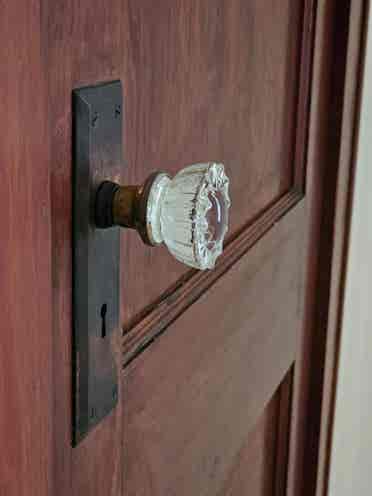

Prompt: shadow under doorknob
[95,162,231,270]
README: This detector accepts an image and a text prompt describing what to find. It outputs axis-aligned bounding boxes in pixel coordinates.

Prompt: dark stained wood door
[2,0,355,495]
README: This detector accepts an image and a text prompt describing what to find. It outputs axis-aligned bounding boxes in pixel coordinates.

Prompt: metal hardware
[95,172,162,245]
[71,80,230,443]
[96,163,231,270]
[72,80,122,445]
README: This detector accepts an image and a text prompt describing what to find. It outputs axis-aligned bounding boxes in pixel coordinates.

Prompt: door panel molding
[119,0,316,330]
[122,189,303,366]
[0,0,357,494]
[121,0,317,364]
[122,210,305,494]
[313,0,370,494]
[287,0,369,494]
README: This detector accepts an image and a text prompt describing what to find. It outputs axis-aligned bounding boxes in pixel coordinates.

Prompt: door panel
[121,0,305,325]
[123,203,304,495]
[125,375,291,496]
[216,392,280,496]
[217,373,292,496]
[1,0,358,494]
[43,0,314,495]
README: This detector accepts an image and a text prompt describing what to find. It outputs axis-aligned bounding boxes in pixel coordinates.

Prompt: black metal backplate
[72,81,122,445]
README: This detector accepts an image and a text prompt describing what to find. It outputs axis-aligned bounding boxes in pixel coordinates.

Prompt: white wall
[328,6,372,495]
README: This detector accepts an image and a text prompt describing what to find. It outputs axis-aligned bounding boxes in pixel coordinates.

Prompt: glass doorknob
[95,162,231,270]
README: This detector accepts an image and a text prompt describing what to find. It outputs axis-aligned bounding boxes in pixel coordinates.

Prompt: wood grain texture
[120,0,316,357]
[120,0,305,328]
[122,203,305,496]
[42,3,309,492]
[217,386,281,496]
[122,190,303,366]
[274,371,293,495]
[218,371,292,496]
[44,1,125,494]
[287,0,341,490]
[286,1,367,495]
[316,0,368,494]
[0,1,52,495]
[1,0,354,494]
[293,0,317,190]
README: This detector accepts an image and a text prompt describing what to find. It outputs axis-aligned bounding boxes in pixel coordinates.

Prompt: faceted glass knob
[95,162,231,270]
[146,163,231,269]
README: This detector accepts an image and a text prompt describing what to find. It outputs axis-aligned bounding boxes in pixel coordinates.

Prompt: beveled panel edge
[293,0,317,192]
[122,189,304,368]
[121,0,317,368]
[274,366,295,495]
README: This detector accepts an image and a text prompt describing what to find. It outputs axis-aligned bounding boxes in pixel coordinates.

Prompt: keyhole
[100,304,107,338]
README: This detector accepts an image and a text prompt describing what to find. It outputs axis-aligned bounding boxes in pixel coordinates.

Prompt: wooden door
[1,0,359,495]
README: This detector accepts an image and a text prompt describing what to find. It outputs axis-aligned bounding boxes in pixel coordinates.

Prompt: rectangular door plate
[72,81,122,445]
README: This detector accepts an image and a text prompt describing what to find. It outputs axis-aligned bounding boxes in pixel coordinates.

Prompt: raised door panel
[124,378,290,496]
[122,204,304,495]
[43,0,315,495]
[121,0,306,327]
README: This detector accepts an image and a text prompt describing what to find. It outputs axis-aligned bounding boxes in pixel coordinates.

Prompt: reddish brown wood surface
[43,2,311,494]
[0,0,361,494]
[217,394,280,496]
[122,190,303,366]
[121,0,316,360]
[315,1,368,494]
[120,0,305,327]
[0,1,52,495]
[218,371,292,496]
[45,1,125,495]
[286,1,368,495]
[217,374,292,496]
[122,203,305,495]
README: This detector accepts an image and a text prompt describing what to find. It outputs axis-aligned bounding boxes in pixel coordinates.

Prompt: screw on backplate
[91,112,99,128]
[114,105,121,118]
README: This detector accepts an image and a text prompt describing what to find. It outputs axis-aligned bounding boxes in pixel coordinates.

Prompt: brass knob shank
[95,172,162,245]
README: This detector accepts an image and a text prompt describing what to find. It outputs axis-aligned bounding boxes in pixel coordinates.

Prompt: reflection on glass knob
[95,163,231,270]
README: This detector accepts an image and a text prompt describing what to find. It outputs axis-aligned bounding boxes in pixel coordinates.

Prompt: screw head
[91,112,99,128]
[114,105,121,118]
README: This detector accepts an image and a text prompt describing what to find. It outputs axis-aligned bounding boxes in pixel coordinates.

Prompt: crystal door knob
[95,162,231,270]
